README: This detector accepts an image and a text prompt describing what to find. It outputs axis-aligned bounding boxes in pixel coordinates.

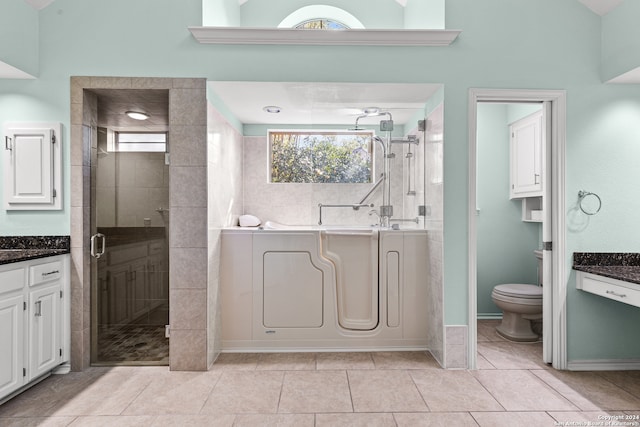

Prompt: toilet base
[496,311,539,342]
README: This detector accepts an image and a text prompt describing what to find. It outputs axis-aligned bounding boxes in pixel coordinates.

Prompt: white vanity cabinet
[0,254,69,404]
[510,111,543,199]
[577,271,640,308]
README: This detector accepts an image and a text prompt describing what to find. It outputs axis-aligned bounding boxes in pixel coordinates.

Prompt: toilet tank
[534,249,543,285]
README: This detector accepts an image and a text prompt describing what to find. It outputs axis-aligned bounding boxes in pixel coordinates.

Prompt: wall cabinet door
[510,111,543,199]
[0,294,25,397]
[3,123,62,210]
[29,283,61,380]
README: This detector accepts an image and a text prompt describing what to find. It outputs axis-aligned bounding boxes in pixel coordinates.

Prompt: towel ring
[578,190,601,215]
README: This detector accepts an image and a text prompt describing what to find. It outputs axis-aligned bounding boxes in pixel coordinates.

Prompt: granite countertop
[0,236,70,266]
[573,252,640,285]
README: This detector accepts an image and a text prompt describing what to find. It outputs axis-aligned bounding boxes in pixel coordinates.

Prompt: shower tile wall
[242,135,406,227]
[206,104,244,367]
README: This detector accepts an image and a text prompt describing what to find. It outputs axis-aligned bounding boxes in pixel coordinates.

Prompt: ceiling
[209,81,441,126]
[90,89,169,131]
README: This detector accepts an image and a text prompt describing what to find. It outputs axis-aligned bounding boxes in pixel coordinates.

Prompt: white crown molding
[189,27,460,46]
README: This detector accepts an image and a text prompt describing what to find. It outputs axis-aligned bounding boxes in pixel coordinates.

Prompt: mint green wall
[602,0,640,82]
[1,0,639,361]
[239,0,404,28]
[0,0,38,76]
[476,103,539,316]
[203,0,240,26]
[405,0,445,29]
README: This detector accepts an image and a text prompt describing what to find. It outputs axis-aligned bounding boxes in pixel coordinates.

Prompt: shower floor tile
[97,323,169,364]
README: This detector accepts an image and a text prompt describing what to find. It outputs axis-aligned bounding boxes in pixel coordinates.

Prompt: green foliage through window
[295,19,349,30]
[270,131,373,183]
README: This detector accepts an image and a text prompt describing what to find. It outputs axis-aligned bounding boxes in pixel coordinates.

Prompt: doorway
[467,89,567,370]
[89,89,170,365]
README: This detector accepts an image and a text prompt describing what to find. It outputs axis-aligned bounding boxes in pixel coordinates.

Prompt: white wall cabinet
[0,255,69,404]
[510,111,543,199]
[3,123,62,210]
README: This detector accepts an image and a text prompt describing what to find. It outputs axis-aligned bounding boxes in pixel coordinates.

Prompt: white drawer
[578,272,640,308]
[29,259,63,286]
[0,265,26,294]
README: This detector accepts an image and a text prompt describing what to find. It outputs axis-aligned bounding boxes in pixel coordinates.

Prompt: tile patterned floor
[97,324,169,364]
[1,321,639,426]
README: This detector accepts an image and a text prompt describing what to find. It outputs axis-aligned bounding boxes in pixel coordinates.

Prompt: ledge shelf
[188,27,461,46]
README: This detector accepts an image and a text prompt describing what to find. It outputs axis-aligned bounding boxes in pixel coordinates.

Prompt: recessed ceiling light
[363,107,380,115]
[126,111,150,120]
[263,106,282,114]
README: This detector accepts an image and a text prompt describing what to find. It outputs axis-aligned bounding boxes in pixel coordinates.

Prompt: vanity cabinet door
[28,283,62,381]
[130,259,148,320]
[0,294,25,398]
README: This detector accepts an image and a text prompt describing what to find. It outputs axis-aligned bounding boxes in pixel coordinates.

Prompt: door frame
[467,88,567,370]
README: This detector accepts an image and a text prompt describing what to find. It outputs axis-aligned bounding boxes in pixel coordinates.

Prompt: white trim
[188,27,461,46]
[277,5,365,29]
[468,89,567,370]
[568,359,640,371]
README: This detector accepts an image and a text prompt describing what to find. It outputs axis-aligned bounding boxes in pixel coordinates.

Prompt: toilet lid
[494,284,542,299]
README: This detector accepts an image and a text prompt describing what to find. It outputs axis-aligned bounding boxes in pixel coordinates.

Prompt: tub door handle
[90,233,106,259]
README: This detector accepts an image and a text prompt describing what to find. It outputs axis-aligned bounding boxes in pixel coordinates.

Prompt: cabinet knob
[35,301,42,317]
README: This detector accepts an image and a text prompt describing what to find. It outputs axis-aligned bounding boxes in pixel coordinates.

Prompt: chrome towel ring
[578,190,601,215]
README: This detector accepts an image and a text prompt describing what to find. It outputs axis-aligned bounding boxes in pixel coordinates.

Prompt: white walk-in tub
[220,224,429,351]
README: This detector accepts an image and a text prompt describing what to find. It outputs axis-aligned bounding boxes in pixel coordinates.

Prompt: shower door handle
[90,233,106,259]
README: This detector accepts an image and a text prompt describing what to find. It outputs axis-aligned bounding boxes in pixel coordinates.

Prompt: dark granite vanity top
[0,236,70,265]
[573,252,640,285]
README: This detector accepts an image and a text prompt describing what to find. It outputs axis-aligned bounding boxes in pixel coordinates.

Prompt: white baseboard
[477,313,503,320]
[568,359,640,371]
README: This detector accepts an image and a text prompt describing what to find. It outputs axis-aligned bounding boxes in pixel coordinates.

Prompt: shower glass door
[91,122,170,365]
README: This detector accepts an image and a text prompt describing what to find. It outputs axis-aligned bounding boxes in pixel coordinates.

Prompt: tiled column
[168,78,209,370]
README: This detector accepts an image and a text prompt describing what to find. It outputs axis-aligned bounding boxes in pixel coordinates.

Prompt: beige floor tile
[471,411,556,427]
[200,371,284,414]
[316,352,375,370]
[123,371,220,415]
[278,371,352,413]
[532,369,640,411]
[68,415,155,426]
[151,414,235,426]
[371,351,440,369]
[477,320,503,343]
[256,353,316,370]
[473,370,577,411]
[0,372,98,417]
[234,414,315,427]
[394,412,480,427]
[52,370,152,416]
[348,370,428,412]
[476,353,496,370]
[410,370,504,412]
[210,353,260,370]
[477,341,547,370]
[0,417,77,427]
[597,371,640,399]
[316,413,396,427]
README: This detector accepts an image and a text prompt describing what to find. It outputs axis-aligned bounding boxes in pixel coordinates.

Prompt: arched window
[295,18,349,30]
[278,5,365,29]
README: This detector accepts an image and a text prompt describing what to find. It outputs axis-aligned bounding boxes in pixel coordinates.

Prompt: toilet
[491,250,543,342]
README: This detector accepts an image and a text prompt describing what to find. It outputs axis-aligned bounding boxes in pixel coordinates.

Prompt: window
[295,19,349,30]
[111,132,167,153]
[269,131,373,183]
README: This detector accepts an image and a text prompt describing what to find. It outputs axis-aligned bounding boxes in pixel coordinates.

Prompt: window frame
[110,131,168,153]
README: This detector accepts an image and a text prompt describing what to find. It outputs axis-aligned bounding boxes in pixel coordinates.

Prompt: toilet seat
[493,284,542,299]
